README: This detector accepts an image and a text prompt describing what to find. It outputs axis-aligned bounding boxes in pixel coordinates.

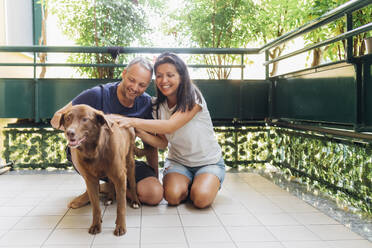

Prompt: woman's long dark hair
[153,52,202,117]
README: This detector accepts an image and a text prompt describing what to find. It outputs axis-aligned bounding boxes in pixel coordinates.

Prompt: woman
[123,52,225,208]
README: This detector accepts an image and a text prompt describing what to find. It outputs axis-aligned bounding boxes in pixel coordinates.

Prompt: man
[51,57,163,206]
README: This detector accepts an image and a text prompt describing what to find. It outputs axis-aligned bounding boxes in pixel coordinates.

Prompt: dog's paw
[67,201,80,209]
[114,225,127,236]
[104,199,113,206]
[68,197,89,209]
[88,224,101,235]
[131,202,140,209]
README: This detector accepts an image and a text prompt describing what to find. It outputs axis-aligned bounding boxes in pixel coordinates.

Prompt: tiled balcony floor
[0,171,370,248]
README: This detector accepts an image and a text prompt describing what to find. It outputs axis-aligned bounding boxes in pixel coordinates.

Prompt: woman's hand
[106,114,137,128]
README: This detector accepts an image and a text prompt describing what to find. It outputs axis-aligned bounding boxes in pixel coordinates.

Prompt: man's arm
[50,102,73,130]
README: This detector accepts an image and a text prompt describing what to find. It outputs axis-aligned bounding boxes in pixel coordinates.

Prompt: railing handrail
[0,46,259,54]
[259,0,372,53]
[264,22,372,65]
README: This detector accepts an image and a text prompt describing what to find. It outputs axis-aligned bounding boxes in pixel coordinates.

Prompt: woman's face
[155,63,181,98]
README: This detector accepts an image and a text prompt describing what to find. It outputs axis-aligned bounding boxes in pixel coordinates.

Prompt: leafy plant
[47,0,151,78]
[304,0,372,66]
[165,0,257,79]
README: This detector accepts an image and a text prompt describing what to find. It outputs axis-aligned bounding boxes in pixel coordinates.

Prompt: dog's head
[59,104,113,148]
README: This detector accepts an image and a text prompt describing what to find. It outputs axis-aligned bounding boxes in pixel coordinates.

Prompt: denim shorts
[163,157,226,186]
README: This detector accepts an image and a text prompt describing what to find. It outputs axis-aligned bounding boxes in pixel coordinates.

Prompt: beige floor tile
[92,245,139,248]
[212,193,243,205]
[0,216,21,229]
[102,214,140,228]
[66,205,96,216]
[267,226,320,241]
[218,213,262,226]
[326,240,372,248]
[43,246,91,248]
[16,190,52,199]
[92,227,140,245]
[0,198,11,206]
[56,215,92,229]
[13,215,62,229]
[0,206,34,216]
[213,202,250,215]
[141,204,178,215]
[3,197,42,207]
[0,229,51,246]
[242,200,284,214]
[44,228,94,245]
[282,240,332,248]
[290,212,339,225]
[27,205,69,216]
[236,242,285,248]
[307,224,364,240]
[141,227,186,244]
[255,213,300,226]
[177,202,215,215]
[275,201,318,213]
[189,241,237,248]
[227,226,277,242]
[40,195,77,207]
[184,226,231,243]
[142,214,181,227]
[105,203,141,216]
[0,172,368,248]
[180,213,220,227]
[141,243,188,248]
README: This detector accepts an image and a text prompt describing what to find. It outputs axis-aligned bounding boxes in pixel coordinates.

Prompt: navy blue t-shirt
[72,81,152,119]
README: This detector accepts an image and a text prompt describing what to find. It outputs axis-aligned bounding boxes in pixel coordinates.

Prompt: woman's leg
[190,158,226,208]
[163,173,190,206]
[190,173,220,209]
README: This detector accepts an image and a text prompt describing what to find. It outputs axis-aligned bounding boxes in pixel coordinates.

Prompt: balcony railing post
[265,50,269,79]
[346,13,353,63]
[241,54,244,80]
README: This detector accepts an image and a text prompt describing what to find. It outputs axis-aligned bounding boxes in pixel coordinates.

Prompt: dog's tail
[134,147,148,157]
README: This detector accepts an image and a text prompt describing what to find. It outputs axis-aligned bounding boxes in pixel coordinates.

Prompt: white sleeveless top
[152,95,222,167]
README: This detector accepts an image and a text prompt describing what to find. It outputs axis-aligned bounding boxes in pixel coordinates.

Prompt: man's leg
[128,161,163,205]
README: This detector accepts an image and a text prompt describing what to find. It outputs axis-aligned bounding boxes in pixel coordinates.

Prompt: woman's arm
[50,102,73,130]
[123,103,202,134]
[135,129,168,150]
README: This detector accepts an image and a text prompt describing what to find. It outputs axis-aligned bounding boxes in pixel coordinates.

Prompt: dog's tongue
[68,137,86,148]
[68,140,79,147]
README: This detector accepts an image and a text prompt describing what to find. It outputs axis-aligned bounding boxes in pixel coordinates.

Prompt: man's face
[119,63,152,102]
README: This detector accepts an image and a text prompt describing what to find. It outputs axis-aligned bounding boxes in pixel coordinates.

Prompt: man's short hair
[127,57,153,76]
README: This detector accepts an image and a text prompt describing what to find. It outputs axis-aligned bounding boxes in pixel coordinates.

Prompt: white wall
[4,0,33,45]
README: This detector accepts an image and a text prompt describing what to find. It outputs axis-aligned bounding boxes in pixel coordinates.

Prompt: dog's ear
[58,113,65,130]
[95,111,114,133]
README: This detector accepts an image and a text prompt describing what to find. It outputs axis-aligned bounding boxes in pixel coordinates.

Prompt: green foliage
[3,128,69,169]
[304,0,372,66]
[251,0,307,44]
[270,128,372,215]
[165,0,257,79]
[47,0,151,78]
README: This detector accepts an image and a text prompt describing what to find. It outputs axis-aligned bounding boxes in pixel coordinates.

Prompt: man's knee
[137,177,163,205]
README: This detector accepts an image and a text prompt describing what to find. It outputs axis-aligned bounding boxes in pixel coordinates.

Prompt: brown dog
[59,104,140,236]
